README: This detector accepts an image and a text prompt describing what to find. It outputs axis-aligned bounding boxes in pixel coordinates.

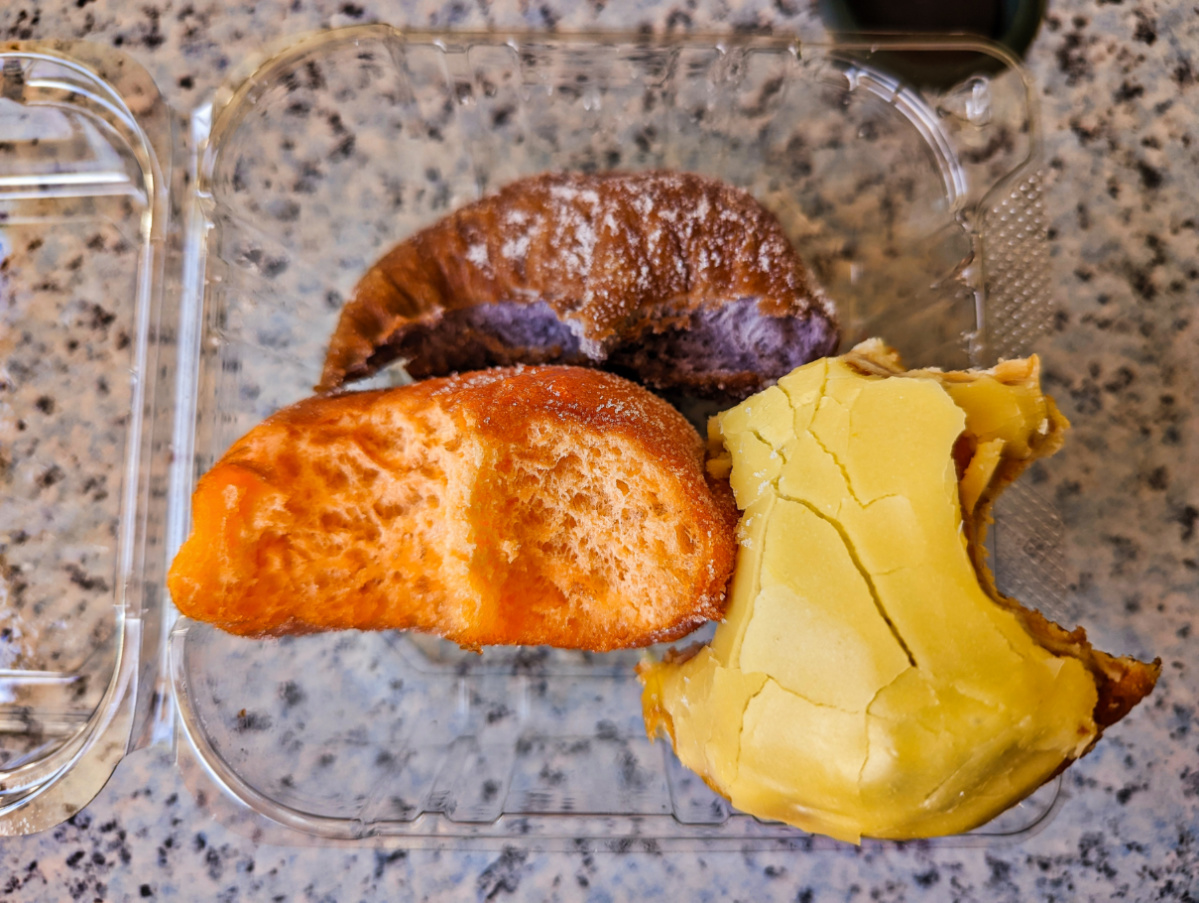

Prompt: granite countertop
[1,0,1197,900]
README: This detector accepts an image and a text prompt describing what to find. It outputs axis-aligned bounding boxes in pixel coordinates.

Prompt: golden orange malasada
[169,365,738,650]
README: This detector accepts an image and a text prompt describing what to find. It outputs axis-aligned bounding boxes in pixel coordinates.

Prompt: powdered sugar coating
[319,171,839,398]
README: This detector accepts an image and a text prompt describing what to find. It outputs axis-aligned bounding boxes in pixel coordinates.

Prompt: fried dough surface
[318,171,839,399]
[169,366,738,649]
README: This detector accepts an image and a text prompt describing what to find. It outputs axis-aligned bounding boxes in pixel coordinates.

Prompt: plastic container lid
[1,27,1059,847]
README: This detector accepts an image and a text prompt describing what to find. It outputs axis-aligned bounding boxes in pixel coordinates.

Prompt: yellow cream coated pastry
[639,340,1159,844]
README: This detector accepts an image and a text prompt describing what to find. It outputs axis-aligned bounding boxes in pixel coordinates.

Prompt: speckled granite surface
[1,0,1197,900]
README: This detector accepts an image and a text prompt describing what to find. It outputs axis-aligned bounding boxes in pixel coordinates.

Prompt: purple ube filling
[377,297,838,398]
[380,301,588,378]
[607,298,840,392]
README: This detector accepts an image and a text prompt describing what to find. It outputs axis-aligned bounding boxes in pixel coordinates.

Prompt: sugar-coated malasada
[318,171,839,399]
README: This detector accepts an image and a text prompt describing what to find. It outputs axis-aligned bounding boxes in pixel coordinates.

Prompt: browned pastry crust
[317,171,839,398]
[168,365,739,650]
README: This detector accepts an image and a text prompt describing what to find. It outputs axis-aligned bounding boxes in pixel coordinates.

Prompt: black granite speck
[477,847,529,901]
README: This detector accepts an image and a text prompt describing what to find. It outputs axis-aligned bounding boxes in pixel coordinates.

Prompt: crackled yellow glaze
[640,345,1101,843]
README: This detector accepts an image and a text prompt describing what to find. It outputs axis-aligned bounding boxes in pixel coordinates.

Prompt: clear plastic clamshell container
[1,27,1062,847]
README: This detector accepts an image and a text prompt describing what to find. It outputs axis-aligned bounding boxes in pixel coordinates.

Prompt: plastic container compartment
[0,28,1061,847]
